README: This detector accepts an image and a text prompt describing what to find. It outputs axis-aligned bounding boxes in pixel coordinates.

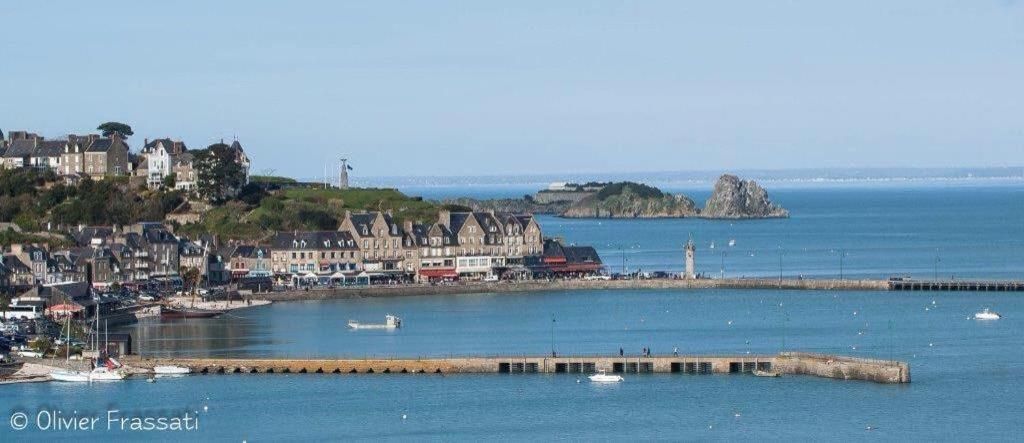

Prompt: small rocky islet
[443,174,789,219]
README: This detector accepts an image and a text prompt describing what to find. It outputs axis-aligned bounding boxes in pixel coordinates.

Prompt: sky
[2,1,1022,179]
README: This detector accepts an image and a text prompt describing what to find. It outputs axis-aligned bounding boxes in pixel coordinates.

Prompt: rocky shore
[443,174,788,219]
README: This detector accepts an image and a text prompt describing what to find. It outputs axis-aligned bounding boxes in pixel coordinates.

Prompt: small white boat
[348,314,402,329]
[588,371,623,383]
[728,239,736,247]
[753,369,780,378]
[50,370,90,382]
[974,308,1002,320]
[88,366,125,382]
[153,365,191,375]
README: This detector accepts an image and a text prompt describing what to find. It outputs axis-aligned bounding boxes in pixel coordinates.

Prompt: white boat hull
[588,374,624,382]
[974,313,1001,320]
[51,370,90,382]
[153,365,191,375]
[89,368,125,381]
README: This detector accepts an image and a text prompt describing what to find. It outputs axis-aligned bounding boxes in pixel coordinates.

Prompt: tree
[162,172,177,189]
[194,143,246,202]
[96,122,134,138]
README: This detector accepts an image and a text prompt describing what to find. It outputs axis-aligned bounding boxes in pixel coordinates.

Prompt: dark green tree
[96,121,134,138]
[194,143,246,202]
[162,172,177,189]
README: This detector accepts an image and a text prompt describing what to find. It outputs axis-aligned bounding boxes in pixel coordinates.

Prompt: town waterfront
[4,183,1024,440]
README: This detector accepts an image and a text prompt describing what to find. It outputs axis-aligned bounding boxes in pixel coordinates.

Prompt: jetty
[125,352,909,384]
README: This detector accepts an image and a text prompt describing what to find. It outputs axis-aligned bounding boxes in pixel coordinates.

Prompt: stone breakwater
[257,278,890,301]
[125,352,909,384]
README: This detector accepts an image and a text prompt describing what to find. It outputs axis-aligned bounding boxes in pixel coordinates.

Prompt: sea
[2,179,1023,441]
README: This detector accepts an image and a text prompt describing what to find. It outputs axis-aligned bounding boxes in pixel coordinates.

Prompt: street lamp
[933,248,941,281]
[838,249,847,281]
[550,315,556,357]
[720,250,727,279]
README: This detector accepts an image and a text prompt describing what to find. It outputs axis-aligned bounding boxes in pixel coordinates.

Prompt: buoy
[203,406,209,412]
[402,414,407,420]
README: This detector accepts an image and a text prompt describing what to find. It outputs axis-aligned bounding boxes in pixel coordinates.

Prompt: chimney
[403,220,413,234]
[438,210,450,227]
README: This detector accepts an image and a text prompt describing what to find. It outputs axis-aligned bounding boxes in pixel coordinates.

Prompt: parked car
[483,275,499,282]
[584,275,611,281]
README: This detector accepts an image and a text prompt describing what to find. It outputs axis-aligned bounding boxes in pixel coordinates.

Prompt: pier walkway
[126,352,909,384]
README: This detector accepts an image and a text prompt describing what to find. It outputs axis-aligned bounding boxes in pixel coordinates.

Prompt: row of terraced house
[2,210,603,292]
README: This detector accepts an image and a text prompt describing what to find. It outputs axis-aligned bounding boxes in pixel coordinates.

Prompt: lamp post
[777,246,784,285]
[933,248,940,281]
[720,250,727,279]
[550,315,556,357]
[839,249,847,281]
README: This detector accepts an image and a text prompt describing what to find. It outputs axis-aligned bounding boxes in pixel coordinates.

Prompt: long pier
[889,279,1024,292]
[125,352,910,384]
[257,277,1024,302]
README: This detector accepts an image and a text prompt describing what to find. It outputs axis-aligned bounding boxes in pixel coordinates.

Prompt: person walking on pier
[673,346,678,356]
[619,347,624,357]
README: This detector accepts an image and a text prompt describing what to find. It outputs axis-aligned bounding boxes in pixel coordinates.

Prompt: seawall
[258,278,890,301]
[125,352,909,384]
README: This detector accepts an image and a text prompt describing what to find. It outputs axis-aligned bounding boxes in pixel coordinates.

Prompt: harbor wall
[126,352,909,384]
[259,278,889,301]
[774,352,910,384]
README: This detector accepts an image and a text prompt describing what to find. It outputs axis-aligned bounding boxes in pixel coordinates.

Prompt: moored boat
[51,370,90,382]
[153,365,191,375]
[974,308,1002,320]
[754,369,780,377]
[348,314,402,329]
[161,307,225,319]
[588,371,623,382]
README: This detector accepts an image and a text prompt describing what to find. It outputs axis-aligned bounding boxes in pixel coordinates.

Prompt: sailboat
[50,313,90,382]
[88,319,125,381]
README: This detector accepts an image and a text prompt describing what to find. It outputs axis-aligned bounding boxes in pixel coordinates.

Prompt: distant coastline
[339,166,1024,190]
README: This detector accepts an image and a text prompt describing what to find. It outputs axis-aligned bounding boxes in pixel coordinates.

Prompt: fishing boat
[974,308,1002,320]
[753,369,780,377]
[153,365,191,375]
[588,371,623,382]
[161,306,225,319]
[51,370,90,382]
[348,314,402,329]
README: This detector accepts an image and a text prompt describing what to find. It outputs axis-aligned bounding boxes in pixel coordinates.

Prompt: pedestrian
[673,346,678,356]
[619,347,624,357]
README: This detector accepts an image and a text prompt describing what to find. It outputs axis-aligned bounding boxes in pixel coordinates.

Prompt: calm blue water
[3,184,1024,441]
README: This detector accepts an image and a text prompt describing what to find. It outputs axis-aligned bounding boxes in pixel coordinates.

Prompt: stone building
[270,231,360,284]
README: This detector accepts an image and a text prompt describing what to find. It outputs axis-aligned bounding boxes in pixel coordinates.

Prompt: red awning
[419,268,458,278]
[47,304,84,313]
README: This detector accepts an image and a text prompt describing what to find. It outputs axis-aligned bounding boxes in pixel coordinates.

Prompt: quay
[125,352,910,384]
[260,278,891,301]
[889,279,1024,292]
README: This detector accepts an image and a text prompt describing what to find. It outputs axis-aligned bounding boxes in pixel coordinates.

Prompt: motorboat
[88,366,125,382]
[588,371,623,382]
[348,314,402,329]
[51,370,90,382]
[753,369,780,378]
[161,307,225,319]
[974,309,1002,320]
[153,365,191,375]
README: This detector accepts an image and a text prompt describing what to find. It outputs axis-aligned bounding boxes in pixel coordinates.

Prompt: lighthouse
[684,235,696,279]
[339,158,350,189]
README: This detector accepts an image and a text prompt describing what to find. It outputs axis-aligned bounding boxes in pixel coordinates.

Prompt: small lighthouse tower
[339,158,350,189]
[684,235,696,279]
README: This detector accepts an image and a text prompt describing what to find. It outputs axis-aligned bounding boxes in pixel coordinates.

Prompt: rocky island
[443,174,788,219]
[701,174,789,219]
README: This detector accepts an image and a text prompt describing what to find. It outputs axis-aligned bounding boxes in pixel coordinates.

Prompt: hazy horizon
[3,1,1022,177]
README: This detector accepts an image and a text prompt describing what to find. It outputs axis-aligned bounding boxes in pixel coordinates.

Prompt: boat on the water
[153,365,191,375]
[88,366,125,382]
[754,369,780,377]
[161,306,225,319]
[348,314,402,329]
[51,370,90,382]
[974,308,1002,320]
[588,371,624,382]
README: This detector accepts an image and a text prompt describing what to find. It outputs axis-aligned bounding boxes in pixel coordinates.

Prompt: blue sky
[2,1,1022,178]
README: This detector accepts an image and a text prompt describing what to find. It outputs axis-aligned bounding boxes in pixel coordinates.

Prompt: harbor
[125,352,910,384]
